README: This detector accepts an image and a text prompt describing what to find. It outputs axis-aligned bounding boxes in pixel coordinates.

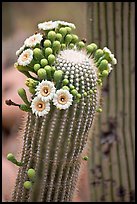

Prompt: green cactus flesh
[7,20,117,202]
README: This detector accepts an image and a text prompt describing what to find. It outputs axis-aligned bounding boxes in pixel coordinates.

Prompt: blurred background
[2,2,135,202]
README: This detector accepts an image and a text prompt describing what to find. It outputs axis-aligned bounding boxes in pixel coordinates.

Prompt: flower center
[41,86,50,97]
[36,101,45,111]
[22,53,29,61]
[58,94,68,105]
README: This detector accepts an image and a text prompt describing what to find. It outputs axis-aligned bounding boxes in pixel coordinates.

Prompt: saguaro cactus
[6,20,117,202]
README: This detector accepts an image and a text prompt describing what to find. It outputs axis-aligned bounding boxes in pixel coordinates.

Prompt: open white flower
[53,89,73,110]
[17,49,33,66]
[57,20,76,29]
[31,96,50,117]
[16,44,26,56]
[24,33,43,48]
[35,80,56,101]
[38,21,59,31]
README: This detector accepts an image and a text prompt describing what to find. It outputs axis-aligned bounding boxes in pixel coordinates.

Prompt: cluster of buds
[13,20,117,117]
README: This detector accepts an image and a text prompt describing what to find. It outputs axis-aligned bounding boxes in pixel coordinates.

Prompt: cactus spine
[6,20,117,202]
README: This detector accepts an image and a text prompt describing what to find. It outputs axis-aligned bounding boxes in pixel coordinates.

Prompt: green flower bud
[99,59,108,71]
[7,153,16,162]
[90,43,98,50]
[69,43,75,49]
[48,54,55,65]
[77,93,81,99]
[84,92,87,97]
[51,66,56,75]
[52,41,61,52]
[62,79,69,85]
[18,88,30,106]
[89,89,93,94]
[44,39,51,48]
[86,43,98,54]
[59,27,67,36]
[19,104,31,112]
[29,87,36,94]
[65,34,72,44]
[34,64,41,72]
[47,31,56,41]
[62,86,70,90]
[27,168,36,180]
[33,48,43,60]
[83,156,88,161]
[45,47,53,57]
[65,26,72,33]
[56,33,63,42]
[96,108,102,113]
[61,43,66,50]
[23,181,32,190]
[37,68,47,79]
[40,59,48,67]
[71,34,79,43]
[25,78,39,88]
[71,89,78,96]
[44,65,52,79]
[94,49,104,60]
[97,78,102,84]
[54,70,63,83]
[102,70,109,77]
[77,41,85,49]
[69,85,75,90]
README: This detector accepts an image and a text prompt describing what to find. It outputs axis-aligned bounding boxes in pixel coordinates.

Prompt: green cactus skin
[8,20,117,202]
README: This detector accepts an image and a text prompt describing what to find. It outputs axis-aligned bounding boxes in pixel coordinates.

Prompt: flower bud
[44,39,51,48]
[44,65,52,79]
[40,59,48,67]
[77,41,85,49]
[56,33,63,42]
[33,48,43,60]
[102,70,109,77]
[34,63,41,72]
[71,34,79,43]
[47,31,56,41]
[59,27,67,36]
[27,168,36,180]
[94,49,104,60]
[45,47,53,57]
[54,70,63,83]
[52,41,61,52]
[48,54,55,65]
[99,59,108,72]
[37,68,47,79]
[23,181,32,190]
[18,88,30,106]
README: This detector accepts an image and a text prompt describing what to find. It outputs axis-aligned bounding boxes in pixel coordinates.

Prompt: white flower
[35,80,56,102]
[53,89,73,110]
[110,54,117,65]
[38,21,59,31]
[103,47,112,55]
[112,58,117,65]
[24,33,43,48]
[57,20,76,29]
[31,96,50,117]
[108,63,113,73]
[16,44,26,56]
[17,49,33,66]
